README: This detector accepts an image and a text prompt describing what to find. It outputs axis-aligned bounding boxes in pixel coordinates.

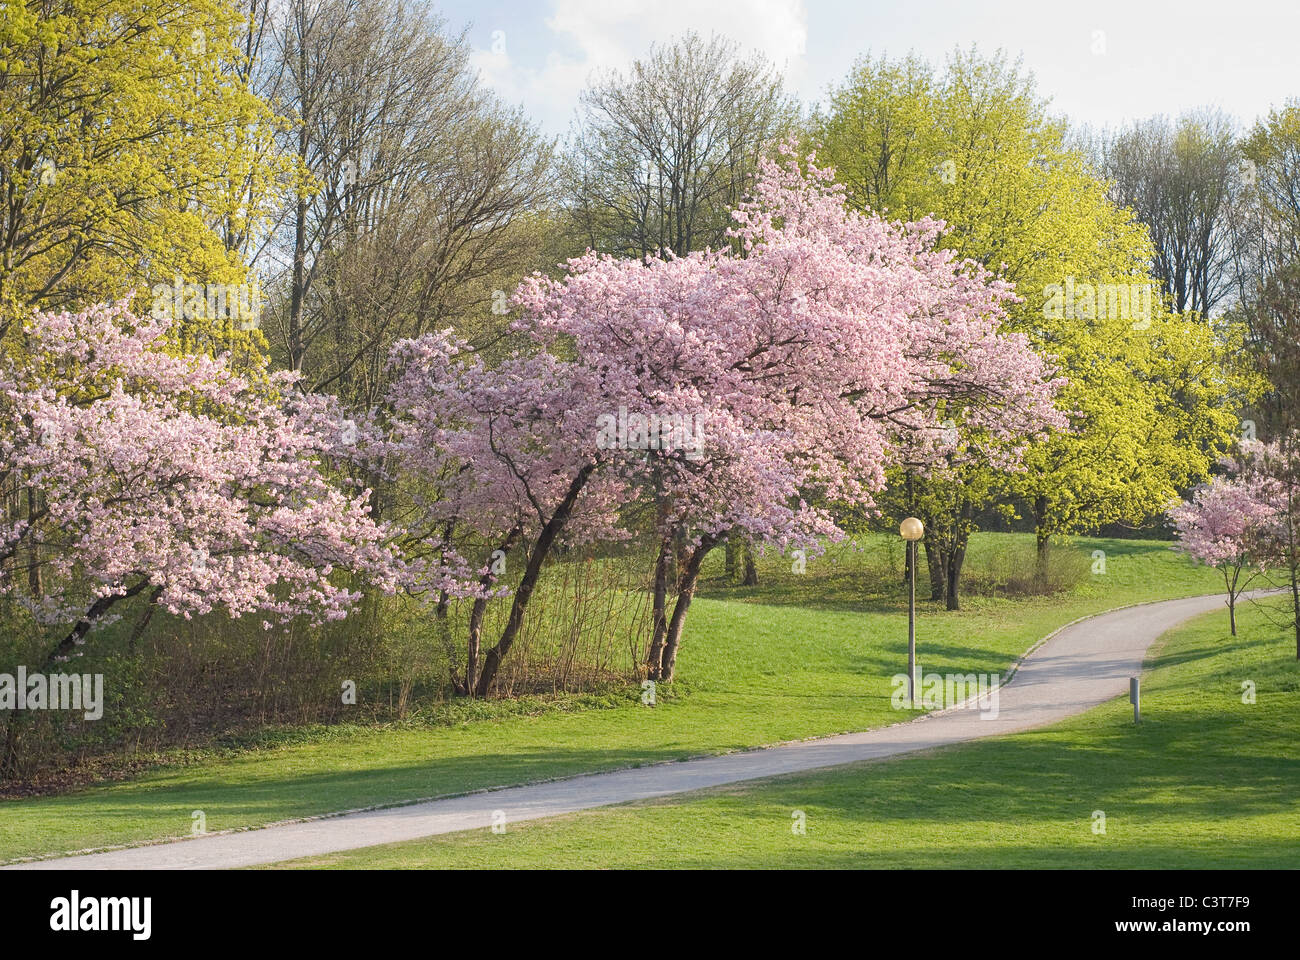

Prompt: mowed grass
[0,534,1231,862]
[275,595,1300,869]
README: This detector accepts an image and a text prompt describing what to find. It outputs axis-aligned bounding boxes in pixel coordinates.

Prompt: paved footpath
[8,591,1246,869]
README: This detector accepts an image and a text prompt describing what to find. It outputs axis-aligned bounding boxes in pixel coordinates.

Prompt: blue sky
[429,0,1300,138]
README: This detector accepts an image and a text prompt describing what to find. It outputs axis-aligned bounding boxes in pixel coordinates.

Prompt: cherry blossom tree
[389,147,1067,690]
[517,147,1066,679]
[1232,437,1300,656]
[0,300,402,671]
[1170,470,1279,635]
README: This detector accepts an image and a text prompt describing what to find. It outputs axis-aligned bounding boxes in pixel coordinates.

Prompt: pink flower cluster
[1170,474,1278,570]
[386,147,1067,583]
[0,301,399,645]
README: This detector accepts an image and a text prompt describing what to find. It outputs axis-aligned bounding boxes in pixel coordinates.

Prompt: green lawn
[0,534,1233,863]
[272,595,1300,869]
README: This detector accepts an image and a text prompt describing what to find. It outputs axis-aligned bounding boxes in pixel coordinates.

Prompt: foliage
[0,0,287,358]
[814,49,1256,606]
[384,147,1064,690]
[0,301,397,669]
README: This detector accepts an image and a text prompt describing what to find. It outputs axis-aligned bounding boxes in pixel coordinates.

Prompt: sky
[428,0,1300,138]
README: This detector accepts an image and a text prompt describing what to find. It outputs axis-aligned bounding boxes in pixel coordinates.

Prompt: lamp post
[900,517,924,707]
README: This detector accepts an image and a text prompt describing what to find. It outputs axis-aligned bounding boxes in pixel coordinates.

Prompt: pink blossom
[0,301,400,659]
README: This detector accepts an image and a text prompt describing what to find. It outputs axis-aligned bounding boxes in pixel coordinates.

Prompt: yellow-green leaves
[815,48,1254,543]
[0,0,289,360]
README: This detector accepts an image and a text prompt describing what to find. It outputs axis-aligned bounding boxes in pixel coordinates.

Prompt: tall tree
[1230,103,1300,437]
[815,49,1251,605]
[1235,102,1300,308]
[0,0,284,339]
[1100,110,1239,316]
[562,32,796,259]
[259,0,552,406]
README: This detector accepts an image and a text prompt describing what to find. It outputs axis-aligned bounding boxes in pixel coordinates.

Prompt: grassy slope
[276,595,1300,869]
[0,534,1230,862]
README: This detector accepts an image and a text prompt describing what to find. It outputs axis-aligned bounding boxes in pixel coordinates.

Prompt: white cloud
[470,0,808,134]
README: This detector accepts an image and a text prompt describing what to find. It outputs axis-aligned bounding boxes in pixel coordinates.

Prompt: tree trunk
[127,585,164,655]
[464,597,487,696]
[946,541,967,611]
[1290,564,1300,660]
[1032,496,1051,589]
[672,529,689,588]
[645,534,674,679]
[434,589,465,696]
[0,711,21,782]
[288,37,309,373]
[944,500,974,611]
[658,536,717,683]
[741,539,758,586]
[26,487,41,598]
[923,538,946,603]
[1224,565,1240,638]
[289,195,307,370]
[456,527,523,697]
[473,466,595,697]
[1288,495,1299,660]
[724,536,736,581]
[47,582,149,666]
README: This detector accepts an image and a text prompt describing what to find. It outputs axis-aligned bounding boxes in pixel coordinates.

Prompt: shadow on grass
[686,710,1300,829]
[0,744,734,860]
[274,703,1300,870]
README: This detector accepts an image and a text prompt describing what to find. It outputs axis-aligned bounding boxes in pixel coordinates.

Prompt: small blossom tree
[1170,470,1279,635]
[1234,437,1300,656]
[0,301,400,670]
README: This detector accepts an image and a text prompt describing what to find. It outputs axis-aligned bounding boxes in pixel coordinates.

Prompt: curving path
[8,590,1253,870]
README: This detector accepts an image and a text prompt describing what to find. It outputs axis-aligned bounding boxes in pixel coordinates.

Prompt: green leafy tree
[0,0,287,357]
[816,49,1254,605]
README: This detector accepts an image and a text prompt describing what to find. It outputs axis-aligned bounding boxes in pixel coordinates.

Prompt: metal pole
[908,540,917,706]
[1130,676,1141,724]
